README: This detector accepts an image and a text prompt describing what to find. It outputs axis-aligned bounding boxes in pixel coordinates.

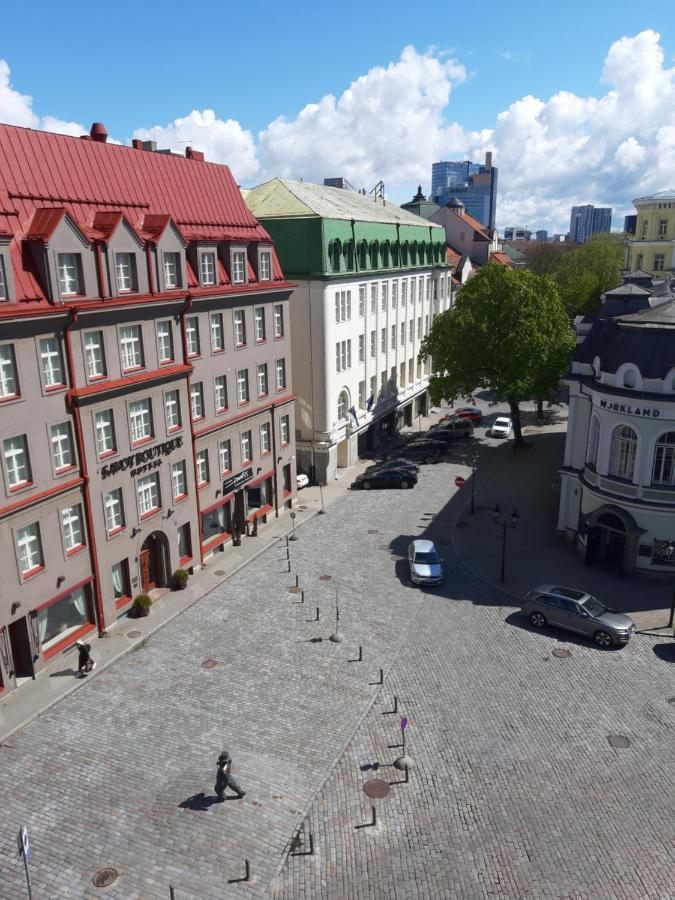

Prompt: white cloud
[1,31,674,233]
[132,109,260,183]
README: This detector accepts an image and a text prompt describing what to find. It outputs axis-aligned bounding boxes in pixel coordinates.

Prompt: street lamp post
[470,448,479,515]
[493,503,519,583]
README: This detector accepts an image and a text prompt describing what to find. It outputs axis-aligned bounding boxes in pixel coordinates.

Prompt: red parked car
[454,406,483,424]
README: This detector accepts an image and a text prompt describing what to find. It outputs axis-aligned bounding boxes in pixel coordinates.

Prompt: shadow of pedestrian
[179,792,221,812]
[653,643,675,663]
[49,668,79,677]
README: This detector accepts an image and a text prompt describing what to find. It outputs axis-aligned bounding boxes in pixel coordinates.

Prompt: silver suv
[521,585,636,648]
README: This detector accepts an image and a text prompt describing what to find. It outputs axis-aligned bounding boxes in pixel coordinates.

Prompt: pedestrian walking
[214,750,246,800]
[76,640,95,677]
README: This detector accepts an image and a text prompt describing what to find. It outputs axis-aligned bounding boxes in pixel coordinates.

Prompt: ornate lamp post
[493,504,519,583]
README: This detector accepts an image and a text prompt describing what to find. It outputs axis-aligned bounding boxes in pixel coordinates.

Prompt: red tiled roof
[489,251,513,267]
[457,209,489,239]
[446,247,461,267]
[0,123,282,302]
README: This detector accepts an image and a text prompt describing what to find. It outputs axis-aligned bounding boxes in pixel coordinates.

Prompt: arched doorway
[139,531,170,593]
[584,504,643,575]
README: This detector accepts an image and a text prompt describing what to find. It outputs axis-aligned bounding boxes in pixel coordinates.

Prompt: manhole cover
[319,575,332,581]
[201,659,218,669]
[608,734,630,748]
[668,697,675,707]
[92,868,118,887]
[363,778,391,799]
[552,648,571,658]
[288,586,301,594]
[367,529,378,534]
[214,570,225,576]
[127,631,141,638]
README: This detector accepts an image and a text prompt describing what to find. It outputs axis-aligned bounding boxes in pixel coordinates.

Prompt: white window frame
[84,331,106,380]
[0,344,19,398]
[190,382,204,420]
[62,504,85,552]
[196,449,209,486]
[254,307,266,342]
[0,256,7,300]
[257,363,269,397]
[241,430,252,463]
[210,313,225,352]
[104,489,125,534]
[214,375,228,412]
[119,324,144,372]
[609,425,638,480]
[164,389,182,431]
[115,252,137,293]
[370,330,376,358]
[274,304,284,339]
[156,320,174,364]
[185,315,201,357]
[260,422,271,454]
[50,422,75,472]
[200,251,216,286]
[358,334,365,362]
[57,253,82,296]
[358,285,366,317]
[276,358,287,390]
[259,250,272,282]
[234,310,246,347]
[231,249,246,284]
[219,440,232,475]
[16,522,43,576]
[137,472,161,517]
[39,337,65,388]
[95,409,116,456]
[236,368,249,404]
[163,252,181,289]
[3,435,31,488]
[172,461,187,501]
[280,415,290,446]
[129,398,153,444]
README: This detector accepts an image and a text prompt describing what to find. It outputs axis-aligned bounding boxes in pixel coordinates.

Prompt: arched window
[392,242,400,266]
[329,239,342,273]
[652,432,675,484]
[619,364,640,389]
[345,240,354,270]
[370,241,379,269]
[382,241,390,268]
[610,425,638,480]
[337,389,350,421]
[410,242,418,265]
[401,243,409,266]
[587,416,600,468]
[359,240,368,270]
[663,368,675,393]
[592,356,601,379]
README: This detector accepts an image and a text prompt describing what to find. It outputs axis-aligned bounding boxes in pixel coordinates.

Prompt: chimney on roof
[131,139,143,150]
[185,147,205,162]
[142,140,157,152]
[90,122,108,143]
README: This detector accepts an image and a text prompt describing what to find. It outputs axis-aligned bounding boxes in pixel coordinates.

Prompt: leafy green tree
[552,233,624,317]
[419,264,575,446]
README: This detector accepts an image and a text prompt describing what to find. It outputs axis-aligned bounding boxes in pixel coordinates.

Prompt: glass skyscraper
[569,205,613,242]
[430,152,498,230]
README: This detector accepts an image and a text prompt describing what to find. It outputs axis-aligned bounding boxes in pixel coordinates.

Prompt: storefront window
[202,503,229,542]
[247,478,272,511]
[37,586,91,651]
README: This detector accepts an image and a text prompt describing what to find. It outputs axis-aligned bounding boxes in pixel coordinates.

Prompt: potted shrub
[131,593,152,618]
[172,568,189,591]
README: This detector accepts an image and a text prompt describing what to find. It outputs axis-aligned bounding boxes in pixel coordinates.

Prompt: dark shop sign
[222,467,253,494]
[101,436,183,479]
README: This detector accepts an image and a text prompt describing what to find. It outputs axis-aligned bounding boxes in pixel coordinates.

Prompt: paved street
[1,406,675,898]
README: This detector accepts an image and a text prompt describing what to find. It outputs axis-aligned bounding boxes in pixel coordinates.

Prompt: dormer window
[231,250,246,284]
[259,250,272,282]
[115,252,137,293]
[0,256,7,300]
[200,252,216,286]
[58,253,83,296]
[163,252,182,290]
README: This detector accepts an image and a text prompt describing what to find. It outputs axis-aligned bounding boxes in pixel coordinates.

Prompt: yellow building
[625,189,675,276]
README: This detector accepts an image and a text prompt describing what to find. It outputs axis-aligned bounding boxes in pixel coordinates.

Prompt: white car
[491,416,512,438]
[296,473,309,489]
[407,539,443,586]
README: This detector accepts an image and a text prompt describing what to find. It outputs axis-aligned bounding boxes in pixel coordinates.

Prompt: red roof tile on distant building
[489,251,513,266]
[446,247,461,267]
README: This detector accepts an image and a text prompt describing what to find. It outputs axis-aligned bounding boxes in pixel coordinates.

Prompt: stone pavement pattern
[0,442,470,899]
[1,410,674,899]
[271,453,675,899]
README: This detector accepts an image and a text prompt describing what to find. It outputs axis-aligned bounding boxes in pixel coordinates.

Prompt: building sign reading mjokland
[101,436,183,479]
[598,399,663,418]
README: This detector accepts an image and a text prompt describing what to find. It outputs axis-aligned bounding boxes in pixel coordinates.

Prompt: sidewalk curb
[0,517,315,746]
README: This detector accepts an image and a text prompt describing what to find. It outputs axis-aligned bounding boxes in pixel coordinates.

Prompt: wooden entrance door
[8,617,33,678]
[139,540,157,593]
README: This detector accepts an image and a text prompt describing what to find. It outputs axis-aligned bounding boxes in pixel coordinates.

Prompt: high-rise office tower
[430,151,498,231]
[569,205,613,242]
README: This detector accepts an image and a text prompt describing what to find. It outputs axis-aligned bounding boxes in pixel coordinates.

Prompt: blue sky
[2,0,675,231]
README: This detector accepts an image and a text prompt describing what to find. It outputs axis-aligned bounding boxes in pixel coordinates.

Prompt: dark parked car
[433,417,474,438]
[454,406,482,424]
[521,584,636,647]
[385,443,439,464]
[417,429,457,448]
[352,468,418,490]
[364,458,420,475]
[409,436,449,454]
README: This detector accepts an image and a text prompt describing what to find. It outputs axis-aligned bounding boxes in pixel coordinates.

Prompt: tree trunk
[536,398,544,420]
[509,399,526,446]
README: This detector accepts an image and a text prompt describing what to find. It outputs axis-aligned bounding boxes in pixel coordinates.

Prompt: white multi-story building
[246,179,451,482]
